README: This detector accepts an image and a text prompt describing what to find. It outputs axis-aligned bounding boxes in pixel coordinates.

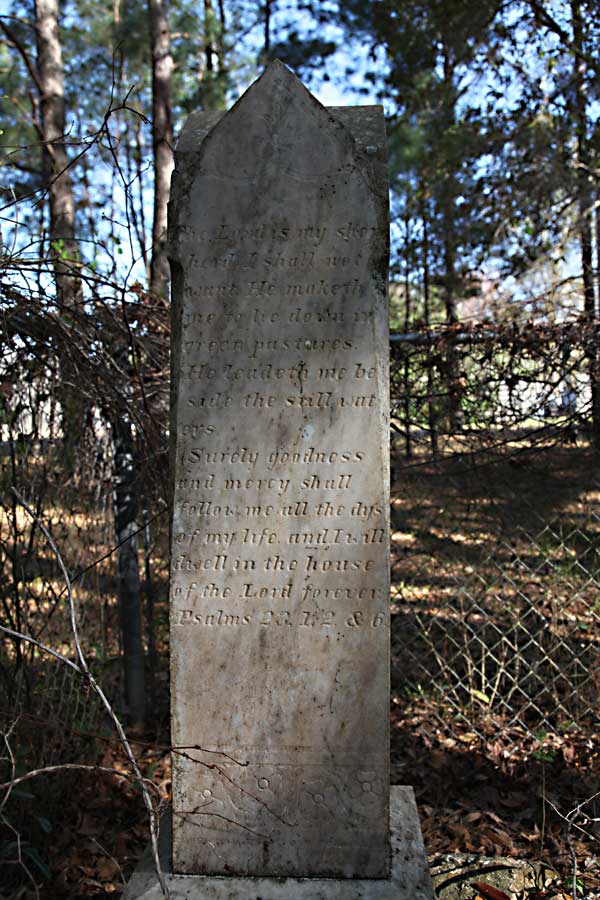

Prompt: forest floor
[12,681,596,899]
[2,443,599,899]
[388,440,600,898]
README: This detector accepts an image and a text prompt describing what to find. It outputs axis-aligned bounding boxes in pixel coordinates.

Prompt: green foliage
[1,0,598,321]
[269,33,337,74]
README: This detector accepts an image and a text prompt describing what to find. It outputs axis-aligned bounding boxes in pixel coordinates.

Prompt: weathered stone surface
[430,854,560,899]
[168,61,390,878]
[123,787,435,900]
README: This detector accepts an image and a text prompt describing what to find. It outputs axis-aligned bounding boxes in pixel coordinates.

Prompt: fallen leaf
[562,743,576,763]
[472,882,510,900]
[465,811,482,822]
[96,857,120,880]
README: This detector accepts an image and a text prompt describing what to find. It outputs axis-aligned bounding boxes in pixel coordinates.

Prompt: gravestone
[124,60,433,900]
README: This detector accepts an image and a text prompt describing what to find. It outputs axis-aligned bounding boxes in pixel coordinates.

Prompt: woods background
[1,1,600,897]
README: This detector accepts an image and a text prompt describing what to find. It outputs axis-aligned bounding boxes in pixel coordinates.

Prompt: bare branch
[10,489,170,899]
[0,19,43,94]
[0,762,162,799]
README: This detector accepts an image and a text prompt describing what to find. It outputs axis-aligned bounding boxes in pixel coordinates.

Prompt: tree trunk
[571,0,594,314]
[148,0,174,300]
[112,413,146,729]
[595,191,600,320]
[35,0,80,306]
[402,199,412,460]
[264,0,272,59]
[35,0,84,455]
[421,193,438,460]
[570,0,600,453]
[440,42,462,433]
[202,0,226,108]
[142,499,158,715]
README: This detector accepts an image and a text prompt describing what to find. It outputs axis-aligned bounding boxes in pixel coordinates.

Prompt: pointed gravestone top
[171,61,388,214]
[168,62,391,880]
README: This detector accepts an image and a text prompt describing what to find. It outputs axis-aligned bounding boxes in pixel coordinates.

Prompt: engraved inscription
[169,62,389,878]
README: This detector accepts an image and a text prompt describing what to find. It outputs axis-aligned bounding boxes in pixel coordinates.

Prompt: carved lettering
[224,476,290,495]
[176,606,386,629]
[173,553,228,572]
[241,528,278,545]
[178,609,252,626]
[174,530,237,547]
[169,64,390,877]
[304,556,375,573]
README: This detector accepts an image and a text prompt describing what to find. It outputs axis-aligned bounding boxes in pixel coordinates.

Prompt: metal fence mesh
[389,329,600,741]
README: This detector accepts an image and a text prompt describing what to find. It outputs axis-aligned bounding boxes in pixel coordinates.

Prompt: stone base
[123,786,434,900]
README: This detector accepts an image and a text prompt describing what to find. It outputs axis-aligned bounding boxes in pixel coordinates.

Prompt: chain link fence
[389,326,600,741]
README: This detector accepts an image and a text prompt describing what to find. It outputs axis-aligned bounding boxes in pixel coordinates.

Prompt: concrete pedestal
[123,786,434,900]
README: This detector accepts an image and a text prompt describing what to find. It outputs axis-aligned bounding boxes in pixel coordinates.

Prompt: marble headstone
[168,60,390,879]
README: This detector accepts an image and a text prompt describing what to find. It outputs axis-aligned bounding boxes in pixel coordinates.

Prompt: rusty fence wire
[389,325,600,741]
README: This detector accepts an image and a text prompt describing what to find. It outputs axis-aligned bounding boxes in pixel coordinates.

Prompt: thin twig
[0,624,81,673]
[0,761,163,798]
[10,488,170,899]
[546,791,600,900]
